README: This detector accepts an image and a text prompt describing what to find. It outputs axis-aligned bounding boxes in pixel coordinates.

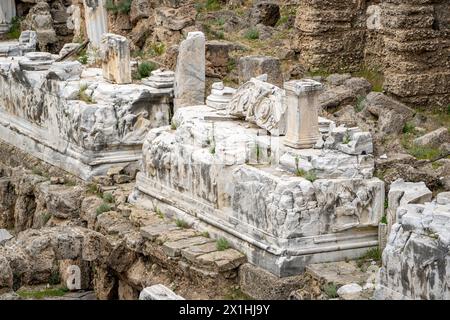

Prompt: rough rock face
[294,0,450,109]
[374,192,450,300]
[0,56,172,180]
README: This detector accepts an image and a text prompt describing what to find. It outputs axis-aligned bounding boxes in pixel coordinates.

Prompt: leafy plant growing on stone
[78,84,95,104]
[176,219,190,229]
[244,28,259,40]
[138,61,157,79]
[342,130,351,144]
[105,0,132,14]
[103,192,114,204]
[216,237,230,251]
[149,42,165,56]
[380,215,387,224]
[323,282,338,298]
[304,170,317,182]
[7,17,21,39]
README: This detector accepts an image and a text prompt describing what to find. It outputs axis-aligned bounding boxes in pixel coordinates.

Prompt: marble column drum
[283,79,323,149]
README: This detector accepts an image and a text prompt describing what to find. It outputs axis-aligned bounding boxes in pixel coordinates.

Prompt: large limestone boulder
[238,55,283,88]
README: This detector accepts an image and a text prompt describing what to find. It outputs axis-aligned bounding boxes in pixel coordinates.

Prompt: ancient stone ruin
[0,0,448,302]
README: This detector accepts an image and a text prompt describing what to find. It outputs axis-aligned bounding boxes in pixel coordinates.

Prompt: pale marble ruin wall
[294,0,450,109]
[131,104,385,277]
[374,192,450,300]
[0,57,172,180]
[0,0,16,34]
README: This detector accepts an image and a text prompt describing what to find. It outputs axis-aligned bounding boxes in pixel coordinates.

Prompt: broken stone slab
[140,223,179,241]
[18,30,37,54]
[413,127,449,147]
[206,82,236,110]
[238,55,283,87]
[48,61,83,81]
[18,52,55,71]
[193,248,247,272]
[436,192,450,205]
[0,229,13,245]
[180,242,218,263]
[59,43,81,57]
[227,77,286,135]
[337,283,363,300]
[139,284,184,300]
[388,179,432,229]
[162,236,213,257]
[174,31,205,111]
[100,33,132,84]
[156,228,198,244]
[337,131,373,155]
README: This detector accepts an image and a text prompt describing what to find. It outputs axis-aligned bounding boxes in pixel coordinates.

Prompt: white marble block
[227,77,286,135]
[100,33,132,84]
[283,79,323,149]
[83,0,108,48]
[174,31,205,111]
[0,0,16,34]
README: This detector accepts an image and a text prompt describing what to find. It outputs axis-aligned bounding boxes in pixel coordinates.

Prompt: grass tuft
[96,203,112,216]
[244,28,259,40]
[323,282,338,298]
[175,219,190,229]
[216,237,230,251]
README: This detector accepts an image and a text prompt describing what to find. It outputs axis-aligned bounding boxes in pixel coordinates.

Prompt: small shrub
[138,61,157,79]
[353,67,384,93]
[408,145,441,160]
[213,17,225,26]
[149,42,165,56]
[42,211,51,225]
[105,0,132,14]
[96,203,112,216]
[323,282,338,299]
[48,270,61,285]
[175,219,190,229]
[7,17,21,39]
[64,179,77,187]
[103,192,114,204]
[216,237,230,251]
[155,207,164,219]
[201,231,210,238]
[304,170,317,182]
[380,215,387,224]
[244,28,259,40]
[205,0,221,11]
[402,122,416,134]
[17,287,68,299]
[86,183,102,197]
[355,96,365,113]
[342,131,351,144]
[361,248,382,261]
[79,84,95,104]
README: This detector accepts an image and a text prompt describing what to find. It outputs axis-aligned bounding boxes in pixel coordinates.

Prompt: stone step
[162,236,214,257]
[180,242,218,263]
[156,228,198,244]
[140,223,179,241]
[194,249,247,272]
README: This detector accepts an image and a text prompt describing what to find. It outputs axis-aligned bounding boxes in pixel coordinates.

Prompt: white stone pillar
[100,33,131,84]
[83,0,108,48]
[0,0,16,34]
[173,31,205,112]
[283,79,323,149]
